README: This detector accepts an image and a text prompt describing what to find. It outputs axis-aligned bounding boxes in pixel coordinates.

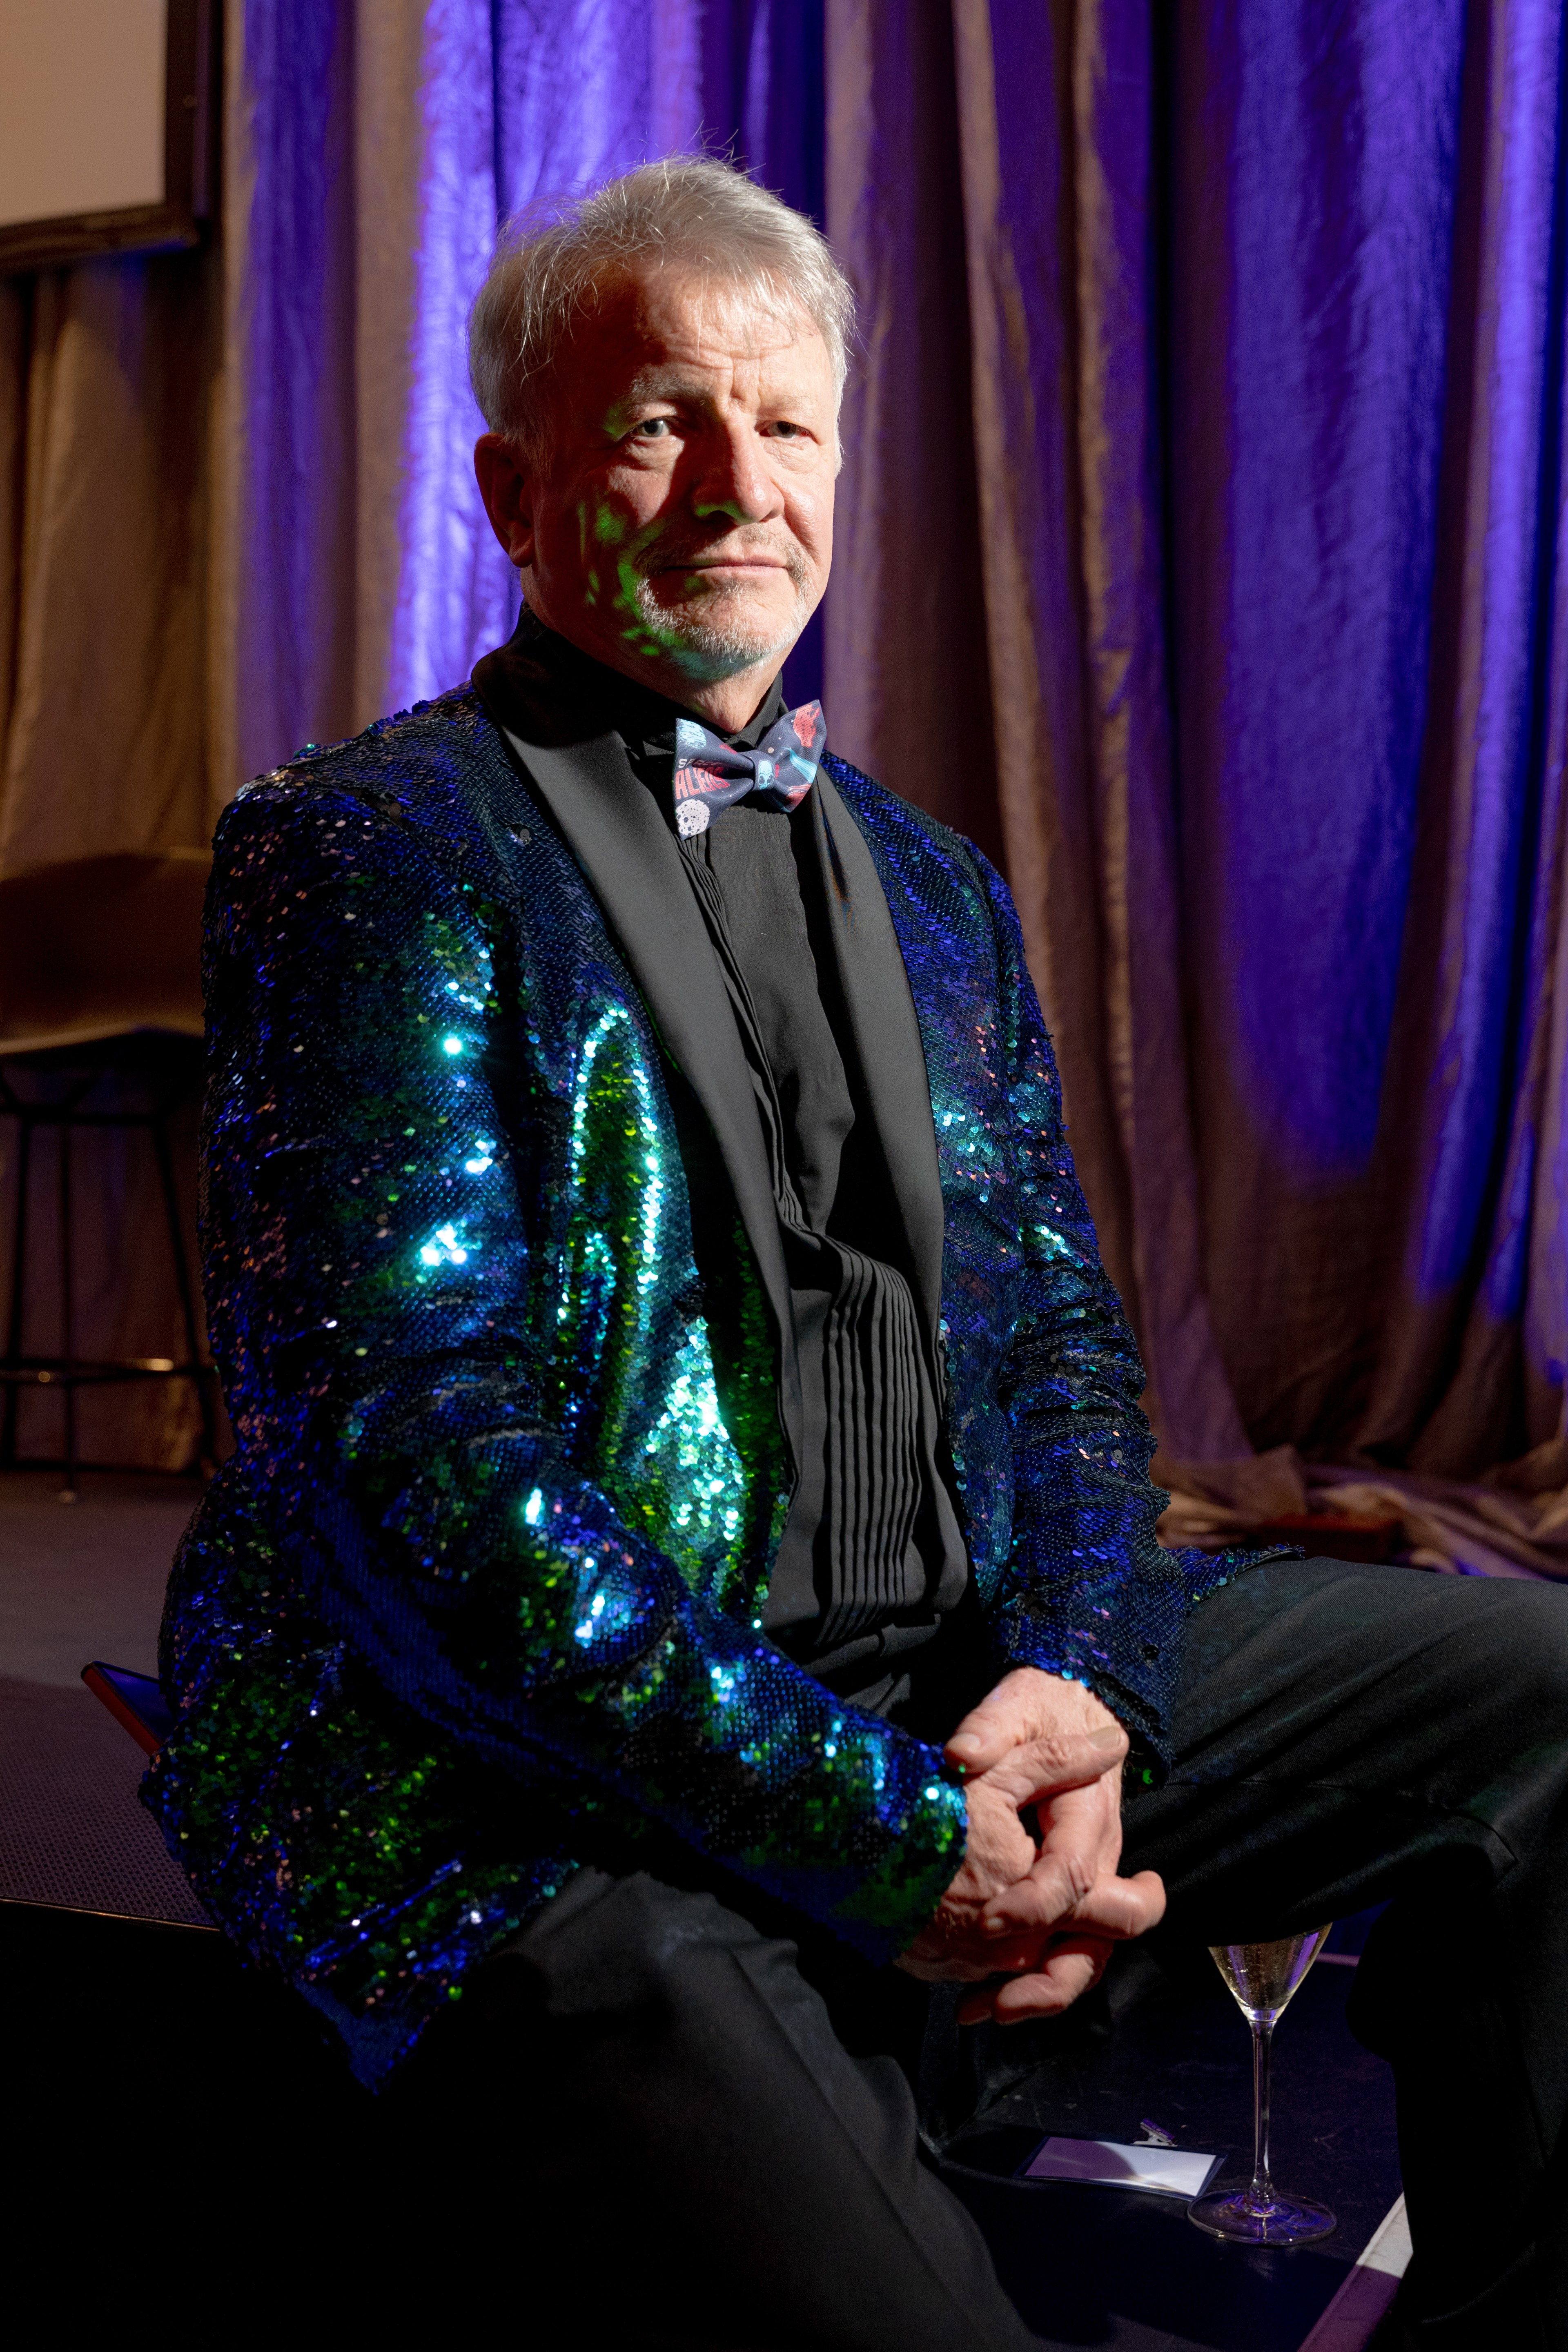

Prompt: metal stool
[0,852,219,1494]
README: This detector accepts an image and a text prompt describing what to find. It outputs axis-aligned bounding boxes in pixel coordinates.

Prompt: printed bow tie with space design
[671,701,826,838]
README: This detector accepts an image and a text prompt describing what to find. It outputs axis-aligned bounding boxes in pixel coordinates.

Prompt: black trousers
[394,1561,1568,2350]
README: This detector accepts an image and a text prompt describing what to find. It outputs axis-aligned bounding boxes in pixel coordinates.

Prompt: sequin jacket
[147,684,1253,2089]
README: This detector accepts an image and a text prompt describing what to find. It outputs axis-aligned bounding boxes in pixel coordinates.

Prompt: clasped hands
[896,1666,1165,2024]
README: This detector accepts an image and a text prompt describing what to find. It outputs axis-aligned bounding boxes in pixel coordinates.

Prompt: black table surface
[938,1930,1401,2350]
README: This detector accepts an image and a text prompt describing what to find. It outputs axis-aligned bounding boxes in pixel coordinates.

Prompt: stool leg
[153,1109,218,1470]
[2,1112,31,1467]
[58,1116,76,1501]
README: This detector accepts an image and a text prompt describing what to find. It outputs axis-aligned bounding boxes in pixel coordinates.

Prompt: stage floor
[0,1467,1405,2348]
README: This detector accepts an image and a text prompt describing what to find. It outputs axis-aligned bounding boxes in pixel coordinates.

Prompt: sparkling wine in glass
[1187,1929,1337,2247]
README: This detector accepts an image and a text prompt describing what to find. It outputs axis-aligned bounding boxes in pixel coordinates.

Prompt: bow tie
[671,702,826,838]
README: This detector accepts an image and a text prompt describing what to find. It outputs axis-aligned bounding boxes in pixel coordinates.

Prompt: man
[150,160,1567,2348]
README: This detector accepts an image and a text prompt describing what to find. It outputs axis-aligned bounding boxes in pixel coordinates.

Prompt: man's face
[476,263,836,718]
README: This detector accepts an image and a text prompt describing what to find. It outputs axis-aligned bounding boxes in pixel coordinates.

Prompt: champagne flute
[1187,1929,1337,2246]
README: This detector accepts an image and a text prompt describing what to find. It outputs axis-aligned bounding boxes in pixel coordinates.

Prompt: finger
[946,1698,1126,1778]
[943,1665,1129,1775]
[940,1927,1045,1978]
[988,1940,1113,2023]
[894,1948,1007,1985]
[977,1838,1100,1938]
[972,1781,1127,1933]
[955,1941,1113,2027]
[957,1777,1048,1901]
[983,1865,1167,1943]
[941,1669,1042,1774]
[967,1728,1129,1809]
[992,1864,1167,1940]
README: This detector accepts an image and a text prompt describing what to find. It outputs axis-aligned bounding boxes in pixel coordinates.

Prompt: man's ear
[474,434,535,568]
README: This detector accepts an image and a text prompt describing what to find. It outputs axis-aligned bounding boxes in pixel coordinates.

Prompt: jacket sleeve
[195,771,964,1963]
[968,849,1263,1770]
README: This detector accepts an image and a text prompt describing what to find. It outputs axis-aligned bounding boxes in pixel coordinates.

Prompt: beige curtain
[0,4,474,1471]
[827,0,1244,1465]
[0,3,510,880]
[0,249,217,1471]
[0,256,216,876]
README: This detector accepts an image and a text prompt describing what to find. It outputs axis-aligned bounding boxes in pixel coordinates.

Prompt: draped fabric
[0,0,826,881]
[2,1,1566,1556]
[0,252,217,1468]
[0,1,823,1468]
[0,255,215,874]
[827,0,1568,1565]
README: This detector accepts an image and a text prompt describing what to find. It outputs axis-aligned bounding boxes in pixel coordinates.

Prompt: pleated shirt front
[476,616,970,1720]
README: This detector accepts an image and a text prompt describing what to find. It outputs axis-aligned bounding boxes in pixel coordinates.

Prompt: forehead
[561,263,829,400]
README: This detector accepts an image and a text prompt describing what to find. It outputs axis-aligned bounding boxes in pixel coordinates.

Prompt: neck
[653,663,786,731]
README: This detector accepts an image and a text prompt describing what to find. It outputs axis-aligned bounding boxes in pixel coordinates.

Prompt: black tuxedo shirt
[473,612,973,1724]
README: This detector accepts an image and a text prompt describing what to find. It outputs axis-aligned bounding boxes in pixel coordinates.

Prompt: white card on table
[1020,2136,1222,2198]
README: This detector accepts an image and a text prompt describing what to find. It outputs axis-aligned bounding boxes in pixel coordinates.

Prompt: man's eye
[632,417,673,439]
[768,420,803,438]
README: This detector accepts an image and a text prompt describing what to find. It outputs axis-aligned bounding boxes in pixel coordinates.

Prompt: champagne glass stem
[1250,2020,1274,2209]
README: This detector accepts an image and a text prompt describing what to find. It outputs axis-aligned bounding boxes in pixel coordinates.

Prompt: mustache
[628,532,809,587]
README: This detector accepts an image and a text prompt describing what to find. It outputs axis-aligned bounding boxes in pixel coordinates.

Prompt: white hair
[468,156,854,467]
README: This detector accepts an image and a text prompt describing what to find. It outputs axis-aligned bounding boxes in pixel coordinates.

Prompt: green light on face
[612,556,678,654]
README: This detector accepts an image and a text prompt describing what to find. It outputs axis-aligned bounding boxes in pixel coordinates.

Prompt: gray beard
[630,570,811,682]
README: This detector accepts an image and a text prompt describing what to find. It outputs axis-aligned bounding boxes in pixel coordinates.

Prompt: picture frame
[0,0,217,276]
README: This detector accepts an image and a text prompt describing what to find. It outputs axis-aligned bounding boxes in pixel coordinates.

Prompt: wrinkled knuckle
[1035,1858,1071,1910]
[1065,1851,1098,1905]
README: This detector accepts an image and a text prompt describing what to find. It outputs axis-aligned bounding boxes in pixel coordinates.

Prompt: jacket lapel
[810,769,946,1336]
[498,725,798,1368]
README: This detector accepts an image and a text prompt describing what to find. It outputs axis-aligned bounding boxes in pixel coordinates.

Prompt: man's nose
[690,423,779,524]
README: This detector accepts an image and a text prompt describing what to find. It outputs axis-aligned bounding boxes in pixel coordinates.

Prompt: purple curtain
[829,1,1568,1535]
